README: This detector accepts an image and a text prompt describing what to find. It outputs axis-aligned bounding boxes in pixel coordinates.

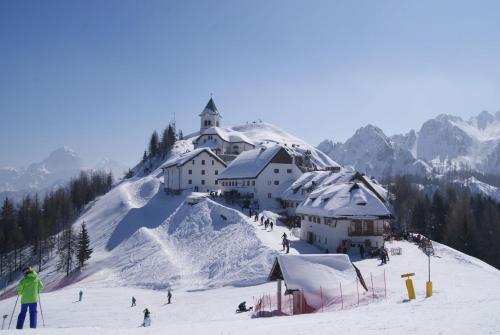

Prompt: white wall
[299,218,384,252]
[219,162,302,209]
[163,151,226,192]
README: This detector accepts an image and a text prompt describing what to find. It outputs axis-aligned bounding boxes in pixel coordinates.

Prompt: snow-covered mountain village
[2,2,500,334]
[1,97,500,334]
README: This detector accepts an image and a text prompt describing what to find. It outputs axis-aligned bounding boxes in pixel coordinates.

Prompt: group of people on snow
[11,268,172,329]
[252,212,275,231]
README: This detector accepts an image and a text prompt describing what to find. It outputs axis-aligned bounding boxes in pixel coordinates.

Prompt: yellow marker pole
[426,250,433,297]
[401,273,416,300]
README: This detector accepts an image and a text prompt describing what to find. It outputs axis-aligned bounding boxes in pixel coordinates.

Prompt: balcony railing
[348,228,384,236]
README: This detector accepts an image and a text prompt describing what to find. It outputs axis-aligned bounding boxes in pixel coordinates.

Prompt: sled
[235,307,253,313]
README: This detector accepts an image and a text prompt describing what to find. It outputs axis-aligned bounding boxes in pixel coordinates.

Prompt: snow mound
[112,198,277,290]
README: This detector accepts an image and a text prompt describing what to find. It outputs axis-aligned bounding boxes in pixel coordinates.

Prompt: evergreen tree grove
[77,222,93,269]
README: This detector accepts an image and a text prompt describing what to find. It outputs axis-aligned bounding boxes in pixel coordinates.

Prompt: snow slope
[1,240,499,334]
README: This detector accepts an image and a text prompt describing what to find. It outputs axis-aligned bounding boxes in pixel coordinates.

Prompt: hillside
[1,240,499,334]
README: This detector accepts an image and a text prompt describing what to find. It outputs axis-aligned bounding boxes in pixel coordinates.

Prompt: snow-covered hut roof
[161,148,226,169]
[268,254,357,292]
[296,181,392,219]
[217,145,290,180]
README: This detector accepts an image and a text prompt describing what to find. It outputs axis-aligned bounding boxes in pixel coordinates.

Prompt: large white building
[194,98,255,161]
[162,148,227,193]
[217,145,303,209]
[296,179,392,253]
[281,169,388,217]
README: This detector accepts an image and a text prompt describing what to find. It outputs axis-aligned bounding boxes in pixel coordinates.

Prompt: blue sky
[1,0,500,167]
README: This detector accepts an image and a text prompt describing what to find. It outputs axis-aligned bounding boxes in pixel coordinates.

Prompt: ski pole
[8,295,19,329]
[38,292,46,327]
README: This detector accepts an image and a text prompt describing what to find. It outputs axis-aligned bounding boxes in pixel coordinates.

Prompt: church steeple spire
[199,97,222,131]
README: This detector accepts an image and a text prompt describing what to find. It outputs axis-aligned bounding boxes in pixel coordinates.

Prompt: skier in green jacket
[16,267,44,329]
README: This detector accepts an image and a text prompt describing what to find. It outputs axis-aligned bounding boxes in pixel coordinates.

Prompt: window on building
[274,180,279,185]
[252,180,255,186]
[247,181,250,186]
[215,180,218,185]
[287,169,292,174]
[215,170,219,175]
[202,160,205,165]
[207,120,211,126]
[188,170,192,175]
[192,160,195,164]
[188,180,192,184]
[267,193,272,199]
[201,170,205,175]
[201,180,205,185]
[212,160,215,165]
[274,168,279,173]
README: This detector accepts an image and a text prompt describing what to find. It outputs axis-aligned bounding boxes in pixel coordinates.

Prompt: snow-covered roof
[217,145,288,180]
[281,169,388,203]
[268,254,357,292]
[297,181,392,219]
[199,98,220,116]
[161,148,226,169]
[197,127,255,145]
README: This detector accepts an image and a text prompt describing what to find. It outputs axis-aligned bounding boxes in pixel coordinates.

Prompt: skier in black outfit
[359,244,365,259]
[260,216,264,225]
[142,308,151,327]
[285,239,290,254]
[167,289,172,304]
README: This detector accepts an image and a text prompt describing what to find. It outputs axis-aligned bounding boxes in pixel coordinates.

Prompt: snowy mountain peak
[472,110,495,130]
[38,147,84,173]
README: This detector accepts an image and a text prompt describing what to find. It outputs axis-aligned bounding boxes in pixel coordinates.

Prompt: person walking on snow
[282,238,286,251]
[254,213,259,222]
[269,221,274,231]
[79,290,83,302]
[131,296,136,307]
[167,289,172,304]
[260,216,264,225]
[285,239,290,254]
[359,244,365,259]
[142,308,151,327]
[16,267,44,329]
[282,232,287,240]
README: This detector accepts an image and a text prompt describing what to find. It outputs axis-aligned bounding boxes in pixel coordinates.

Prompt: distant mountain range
[319,110,500,179]
[0,147,128,202]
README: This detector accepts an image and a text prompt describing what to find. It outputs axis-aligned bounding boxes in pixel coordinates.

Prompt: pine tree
[142,150,148,162]
[57,225,77,276]
[149,131,159,157]
[76,222,93,269]
[178,130,184,140]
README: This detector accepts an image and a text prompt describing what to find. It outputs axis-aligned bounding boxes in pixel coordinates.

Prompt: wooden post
[277,279,282,312]
[340,282,344,310]
[371,272,375,301]
[384,269,387,299]
[356,277,360,306]
[320,285,324,312]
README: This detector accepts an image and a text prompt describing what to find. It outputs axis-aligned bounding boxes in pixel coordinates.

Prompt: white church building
[193,98,255,160]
